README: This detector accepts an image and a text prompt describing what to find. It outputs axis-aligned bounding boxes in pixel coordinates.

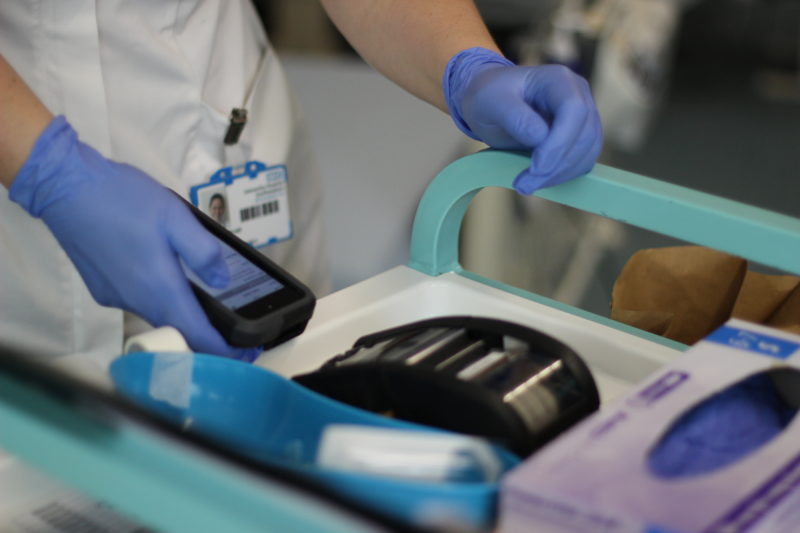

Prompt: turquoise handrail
[409,150,800,348]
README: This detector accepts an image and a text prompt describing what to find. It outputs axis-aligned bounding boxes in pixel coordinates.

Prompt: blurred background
[261,0,800,316]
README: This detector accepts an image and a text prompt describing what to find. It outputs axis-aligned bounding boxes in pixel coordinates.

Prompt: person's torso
[0,0,327,370]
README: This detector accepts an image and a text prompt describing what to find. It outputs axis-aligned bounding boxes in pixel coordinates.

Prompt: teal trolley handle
[409,150,800,347]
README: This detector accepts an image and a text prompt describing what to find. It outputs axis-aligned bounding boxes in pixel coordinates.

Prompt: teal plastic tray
[109,351,519,530]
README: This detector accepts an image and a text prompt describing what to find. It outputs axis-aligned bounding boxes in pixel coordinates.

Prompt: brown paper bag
[611,246,800,345]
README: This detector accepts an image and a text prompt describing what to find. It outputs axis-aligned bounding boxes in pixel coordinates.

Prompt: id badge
[190,161,292,247]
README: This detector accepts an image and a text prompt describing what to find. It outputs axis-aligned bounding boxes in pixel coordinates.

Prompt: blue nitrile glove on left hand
[10,116,260,362]
[443,47,603,195]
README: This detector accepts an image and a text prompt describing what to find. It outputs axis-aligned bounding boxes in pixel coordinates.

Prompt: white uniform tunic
[0,0,328,372]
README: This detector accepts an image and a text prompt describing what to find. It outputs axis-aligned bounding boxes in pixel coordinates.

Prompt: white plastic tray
[257,265,682,406]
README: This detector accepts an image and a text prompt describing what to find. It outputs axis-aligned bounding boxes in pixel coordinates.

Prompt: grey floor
[604,31,800,218]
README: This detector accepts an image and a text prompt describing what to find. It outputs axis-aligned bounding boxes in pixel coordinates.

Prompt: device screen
[182,240,284,311]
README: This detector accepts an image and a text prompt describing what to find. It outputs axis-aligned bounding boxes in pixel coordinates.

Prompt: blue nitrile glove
[10,116,258,361]
[443,47,603,195]
[648,373,796,478]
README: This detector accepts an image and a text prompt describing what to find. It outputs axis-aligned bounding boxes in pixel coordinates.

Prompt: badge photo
[191,161,292,248]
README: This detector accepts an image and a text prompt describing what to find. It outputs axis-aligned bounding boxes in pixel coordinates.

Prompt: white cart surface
[257,265,681,406]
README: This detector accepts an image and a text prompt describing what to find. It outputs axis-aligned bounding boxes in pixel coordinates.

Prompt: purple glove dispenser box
[500,319,800,533]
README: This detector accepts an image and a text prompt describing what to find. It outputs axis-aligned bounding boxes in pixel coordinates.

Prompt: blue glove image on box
[648,372,797,478]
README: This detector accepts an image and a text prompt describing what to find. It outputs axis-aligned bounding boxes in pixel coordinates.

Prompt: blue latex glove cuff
[10,116,76,216]
[443,47,515,142]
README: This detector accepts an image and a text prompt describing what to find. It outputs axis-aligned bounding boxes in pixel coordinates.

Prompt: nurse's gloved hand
[9,115,255,361]
[443,47,603,194]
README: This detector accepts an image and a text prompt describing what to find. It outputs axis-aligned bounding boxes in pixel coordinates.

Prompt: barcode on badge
[240,200,279,222]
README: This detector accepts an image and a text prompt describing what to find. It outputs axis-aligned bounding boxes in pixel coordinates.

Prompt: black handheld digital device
[181,200,316,348]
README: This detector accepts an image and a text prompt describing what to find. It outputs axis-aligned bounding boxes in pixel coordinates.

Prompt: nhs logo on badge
[706,325,800,360]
